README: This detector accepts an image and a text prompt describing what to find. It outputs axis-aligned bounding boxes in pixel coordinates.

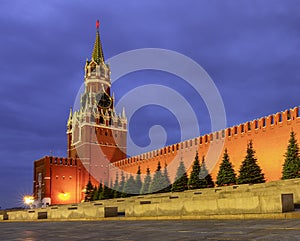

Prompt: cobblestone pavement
[0,219,300,241]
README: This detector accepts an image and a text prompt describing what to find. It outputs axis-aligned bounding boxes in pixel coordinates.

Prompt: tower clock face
[96,93,111,108]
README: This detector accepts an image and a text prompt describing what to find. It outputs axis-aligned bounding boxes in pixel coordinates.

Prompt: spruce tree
[92,186,98,201]
[84,179,94,202]
[198,156,208,188]
[282,131,300,179]
[120,175,128,198]
[171,160,188,192]
[97,183,103,200]
[238,140,265,184]
[123,175,136,197]
[110,180,114,191]
[205,175,215,188]
[216,149,237,186]
[115,171,126,198]
[135,166,143,195]
[109,180,115,199]
[149,162,164,193]
[161,163,172,193]
[113,172,119,190]
[140,168,151,194]
[113,172,121,198]
[198,156,214,188]
[188,152,201,189]
[101,183,114,199]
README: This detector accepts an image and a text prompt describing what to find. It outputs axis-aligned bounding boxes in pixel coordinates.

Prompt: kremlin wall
[111,107,300,184]
[34,106,300,206]
[33,22,300,206]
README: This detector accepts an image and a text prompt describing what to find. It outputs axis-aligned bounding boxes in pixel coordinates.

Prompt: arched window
[100,116,104,124]
[90,63,96,73]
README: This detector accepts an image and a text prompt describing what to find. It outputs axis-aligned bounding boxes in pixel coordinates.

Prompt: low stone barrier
[126,193,294,217]
[6,206,118,221]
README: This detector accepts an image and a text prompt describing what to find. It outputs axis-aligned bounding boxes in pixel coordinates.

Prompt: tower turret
[67,107,73,129]
[84,20,110,94]
[67,107,73,157]
[67,20,127,181]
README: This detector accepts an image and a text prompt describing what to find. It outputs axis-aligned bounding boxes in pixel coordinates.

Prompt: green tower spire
[92,20,105,64]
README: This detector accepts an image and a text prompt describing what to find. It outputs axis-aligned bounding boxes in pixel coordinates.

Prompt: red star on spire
[96,20,100,29]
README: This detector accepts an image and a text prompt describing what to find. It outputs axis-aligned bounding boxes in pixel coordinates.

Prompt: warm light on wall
[58,192,70,201]
[23,195,34,206]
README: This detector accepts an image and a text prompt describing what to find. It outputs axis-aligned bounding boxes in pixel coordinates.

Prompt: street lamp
[23,195,34,208]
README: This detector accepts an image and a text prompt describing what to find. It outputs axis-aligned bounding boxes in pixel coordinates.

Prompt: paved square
[1,219,300,240]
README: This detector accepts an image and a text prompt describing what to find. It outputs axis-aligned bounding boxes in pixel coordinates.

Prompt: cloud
[1,0,300,208]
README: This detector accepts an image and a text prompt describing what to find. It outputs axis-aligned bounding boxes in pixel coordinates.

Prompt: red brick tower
[67,20,127,184]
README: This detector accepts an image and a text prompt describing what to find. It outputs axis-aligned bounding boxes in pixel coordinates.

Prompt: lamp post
[23,195,34,209]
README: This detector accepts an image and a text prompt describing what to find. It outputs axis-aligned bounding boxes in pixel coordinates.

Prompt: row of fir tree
[85,131,300,201]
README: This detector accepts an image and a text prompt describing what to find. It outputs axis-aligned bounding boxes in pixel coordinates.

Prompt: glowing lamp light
[23,196,34,206]
[58,192,70,201]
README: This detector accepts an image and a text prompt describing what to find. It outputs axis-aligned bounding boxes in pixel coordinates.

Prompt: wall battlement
[47,156,79,166]
[110,106,300,183]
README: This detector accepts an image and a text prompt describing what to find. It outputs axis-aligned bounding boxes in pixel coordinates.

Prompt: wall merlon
[42,156,79,166]
[109,106,300,182]
[116,106,300,169]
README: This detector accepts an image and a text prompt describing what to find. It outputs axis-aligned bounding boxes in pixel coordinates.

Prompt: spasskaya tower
[66,20,127,183]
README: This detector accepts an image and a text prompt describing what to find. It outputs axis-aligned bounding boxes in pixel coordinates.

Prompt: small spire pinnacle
[92,20,105,64]
[67,107,73,126]
[122,107,126,118]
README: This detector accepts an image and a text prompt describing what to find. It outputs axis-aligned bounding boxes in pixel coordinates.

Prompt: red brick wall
[111,107,300,184]
[33,156,99,205]
[35,107,300,205]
